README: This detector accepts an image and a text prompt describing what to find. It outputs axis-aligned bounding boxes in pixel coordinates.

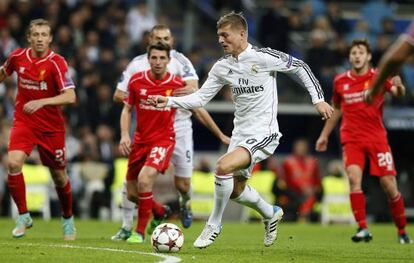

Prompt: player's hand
[364,89,374,104]
[315,136,328,152]
[173,85,196,97]
[220,134,231,145]
[390,76,405,98]
[23,100,45,114]
[147,95,168,108]
[314,101,334,120]
[119,135,131,156]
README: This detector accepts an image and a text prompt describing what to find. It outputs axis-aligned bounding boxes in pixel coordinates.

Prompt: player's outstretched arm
[366,37,414,103]
[147,95,168,108]
[191,107,231,145]
[119,104,132,156]
[315,106,341,152]
[23,88,76,114]
[113,89,127,103]
[314,101,334,120]
[173,79,198,97]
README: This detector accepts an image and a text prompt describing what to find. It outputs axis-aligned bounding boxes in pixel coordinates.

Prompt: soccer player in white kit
[148,12,334,248]
[112,25,230,240]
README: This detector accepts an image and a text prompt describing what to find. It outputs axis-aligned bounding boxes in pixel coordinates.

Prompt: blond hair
[217,11,247,31]
[26,18,52,36]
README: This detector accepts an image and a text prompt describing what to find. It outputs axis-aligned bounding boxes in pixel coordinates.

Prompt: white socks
[121,183,135,231]
[207,176,234,226]
[232,185,274,219]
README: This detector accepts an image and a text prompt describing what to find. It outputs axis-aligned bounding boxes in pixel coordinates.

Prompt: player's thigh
[227,133,281,178]
[171,131,193,178]
[126,144,148,181]
[144,140,175,174]
[37,131,67,169]
[8,125,36,157]
[367,143,396,176]
[342,142,366,171]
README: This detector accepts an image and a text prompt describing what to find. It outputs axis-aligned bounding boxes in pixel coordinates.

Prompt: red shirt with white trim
[333,68,393,144]
[2,48,75,133]
[126,70,184,144]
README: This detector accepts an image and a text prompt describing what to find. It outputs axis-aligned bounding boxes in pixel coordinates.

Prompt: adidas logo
[228,69,233,75]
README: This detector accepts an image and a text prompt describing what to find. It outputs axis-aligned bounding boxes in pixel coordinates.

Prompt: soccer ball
[151,223,184,253]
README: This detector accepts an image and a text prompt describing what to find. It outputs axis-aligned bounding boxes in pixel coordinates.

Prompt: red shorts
[8,125,66,169]
[126,140,175,181]
[342,142,396,176]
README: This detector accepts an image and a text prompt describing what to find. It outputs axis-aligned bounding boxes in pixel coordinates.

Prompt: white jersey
[167,44,325,137]
[117,50,199,133]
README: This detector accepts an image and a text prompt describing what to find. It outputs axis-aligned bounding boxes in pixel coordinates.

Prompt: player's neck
[351,66,369,76]
[30,48,50,59]
[150,70,167,80]
[231,42,249,58]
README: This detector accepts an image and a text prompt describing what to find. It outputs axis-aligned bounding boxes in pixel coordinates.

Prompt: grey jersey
[167,44,325,137]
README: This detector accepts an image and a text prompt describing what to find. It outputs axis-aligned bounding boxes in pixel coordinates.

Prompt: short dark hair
[147,42,171,58]
[26,18,52,36]
[349,39,372,54]
[217,11,247,31]
[150,24,170,33]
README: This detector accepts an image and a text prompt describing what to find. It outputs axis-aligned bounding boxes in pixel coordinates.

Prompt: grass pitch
[0,218,412,262]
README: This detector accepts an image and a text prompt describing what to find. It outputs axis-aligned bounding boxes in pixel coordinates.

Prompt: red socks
[136,192,153,235]
[8,172,28,214]
[389,193,407,235]
[55,180,73,218]
[350,191,367,229]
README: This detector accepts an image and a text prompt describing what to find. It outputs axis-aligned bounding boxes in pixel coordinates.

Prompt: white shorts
[228,132,281,178]
[171,128,194,178]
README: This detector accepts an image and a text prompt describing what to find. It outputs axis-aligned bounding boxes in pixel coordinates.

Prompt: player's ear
[367,53,372,62]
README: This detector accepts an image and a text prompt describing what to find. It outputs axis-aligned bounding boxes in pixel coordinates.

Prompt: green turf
[0,218,412,262]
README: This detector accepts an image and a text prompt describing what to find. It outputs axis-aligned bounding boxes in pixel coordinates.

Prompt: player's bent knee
[7,159,24,173]
[215,161,233,176]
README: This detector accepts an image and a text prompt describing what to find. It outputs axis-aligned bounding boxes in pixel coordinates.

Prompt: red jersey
[282,155,320,195]
[126,70,184,144]
[2,48,75,133]
[333,68,393,144]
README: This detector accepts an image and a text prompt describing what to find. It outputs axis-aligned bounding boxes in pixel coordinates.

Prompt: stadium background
[0,0,413,224]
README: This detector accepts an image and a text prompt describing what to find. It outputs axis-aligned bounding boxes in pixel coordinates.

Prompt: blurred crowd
[0,0,413,219]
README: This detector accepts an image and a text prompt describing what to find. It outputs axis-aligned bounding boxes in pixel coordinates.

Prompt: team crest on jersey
[251,64,259,74]
[140,89,147,96]
[39,69,46,80]
[343,84,349,91]
[364,81,370,89]
[19,67,25,73]
[166,89,172,96]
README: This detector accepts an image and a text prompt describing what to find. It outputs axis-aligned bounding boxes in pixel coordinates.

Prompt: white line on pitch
[1,242,181,263]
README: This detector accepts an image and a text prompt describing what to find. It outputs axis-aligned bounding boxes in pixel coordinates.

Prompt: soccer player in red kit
[316,39,411,244]
[0,19,76,240]
[119,43,184,243]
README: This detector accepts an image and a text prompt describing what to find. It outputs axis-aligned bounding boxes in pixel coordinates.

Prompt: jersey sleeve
[332,77,342,107]
[173,51,199,81]
[2,48,23,76]
[167,63,224,109]
[261,48,325,104]
[52,56,75,92]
